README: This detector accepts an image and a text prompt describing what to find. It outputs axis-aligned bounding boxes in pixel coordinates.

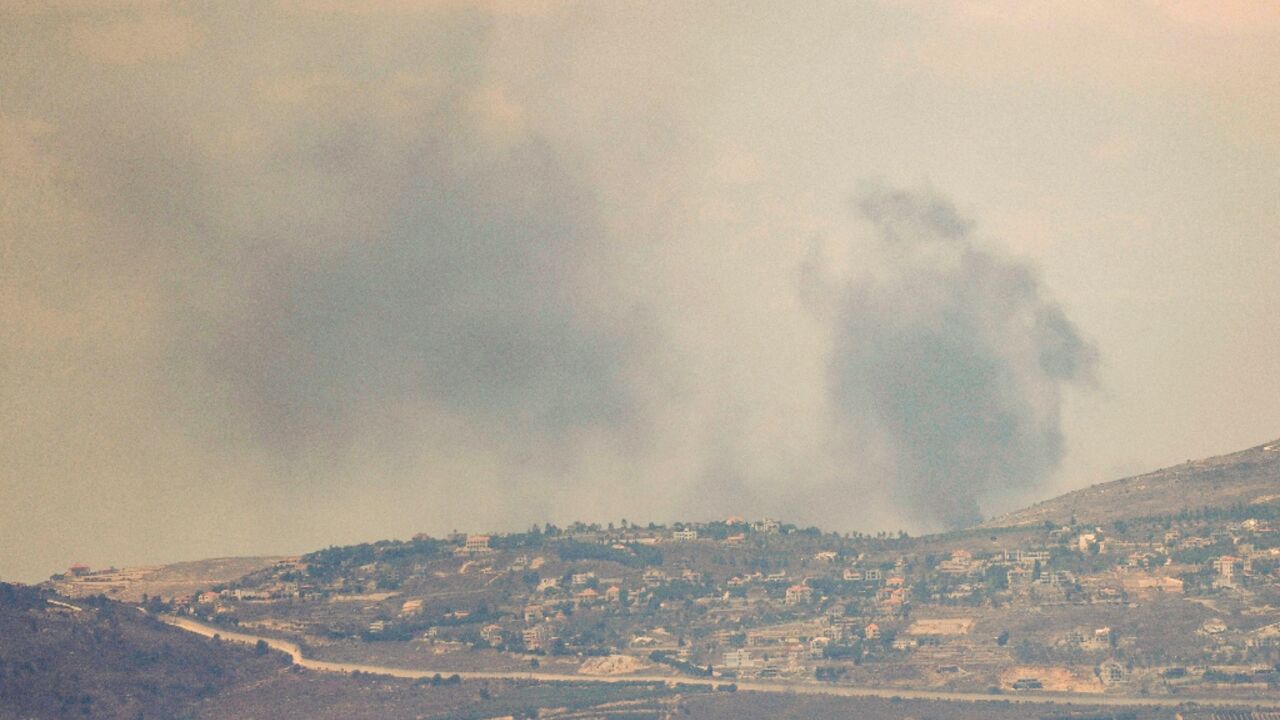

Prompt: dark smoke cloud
[213,136,642,466]
[43,5,648,476]
[0,3,663,581]
[826,184,1097,528]
[1,3,1119,581]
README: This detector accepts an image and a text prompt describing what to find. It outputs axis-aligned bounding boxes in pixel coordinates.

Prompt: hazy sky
[3,1,1278,581]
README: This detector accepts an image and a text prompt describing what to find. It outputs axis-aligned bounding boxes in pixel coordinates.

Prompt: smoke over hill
[821,186,1097,528]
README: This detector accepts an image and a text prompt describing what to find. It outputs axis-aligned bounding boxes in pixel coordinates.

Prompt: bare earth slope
[48,556,287,602]
[984,437,1280,528]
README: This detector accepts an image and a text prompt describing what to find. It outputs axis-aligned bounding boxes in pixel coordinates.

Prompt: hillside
[0,584,718,719]
[0,583,289,719]
[16,436,1280,717]
[48,556,287,603]
[984,437,1280,528]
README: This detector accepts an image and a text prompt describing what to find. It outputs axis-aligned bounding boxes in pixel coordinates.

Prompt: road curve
[161,615,1280,711]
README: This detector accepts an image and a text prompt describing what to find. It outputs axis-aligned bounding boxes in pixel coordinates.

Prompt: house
[722,648,755,669]
[809,636,831,657]
[1088,627,1114,648]
[574,588,600,604]
[571,571,596,586]
[753,518,781,534]
[842,568,863,581]
[672,528,698,542]
[643,568,668,585]
[465,535,492,554]
[481,624,504,645]
[864,622,881,640]
[604,585,622,602]
[1099,660,1125,684]
[68,564,91,577]
[537,577,559,592]
[881,586,909,607]
[1007,565,1032,587]
[523,624,552,651]
[1126,551,1155,568]
[785,584,813,605]
[1246,622,1280,649]
[1214,556,1243,586]
[399,599,423,617]
[724,533,746,545]
[938,550,974,574]
[1009,549,1051,566]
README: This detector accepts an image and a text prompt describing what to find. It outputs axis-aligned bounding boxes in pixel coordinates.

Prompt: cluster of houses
[136,510,1280,693]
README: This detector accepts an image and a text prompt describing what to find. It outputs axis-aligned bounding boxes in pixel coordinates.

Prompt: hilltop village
[53,503,1280,700]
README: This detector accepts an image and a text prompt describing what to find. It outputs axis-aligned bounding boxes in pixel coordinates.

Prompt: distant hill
[47,556,288,603]
[984,437,1280,528]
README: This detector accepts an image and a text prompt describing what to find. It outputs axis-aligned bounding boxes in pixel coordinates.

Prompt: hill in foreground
[0,583,288,719]
[984,437,1280,528]
[0,583,682,719]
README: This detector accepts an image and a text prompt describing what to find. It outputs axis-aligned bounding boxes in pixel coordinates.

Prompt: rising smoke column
[827,184,1097,528]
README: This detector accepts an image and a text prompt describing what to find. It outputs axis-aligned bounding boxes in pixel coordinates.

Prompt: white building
[722,648,755,669]
[785,584,813,605]
[523,624,552,650]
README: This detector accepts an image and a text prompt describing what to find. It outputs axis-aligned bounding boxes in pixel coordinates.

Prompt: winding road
[161,615,1280,711]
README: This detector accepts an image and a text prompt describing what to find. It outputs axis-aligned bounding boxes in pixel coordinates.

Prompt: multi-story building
[465,535,492,553]
[785,584,813,605]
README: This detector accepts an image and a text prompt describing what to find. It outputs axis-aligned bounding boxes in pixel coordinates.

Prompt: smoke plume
[0,3,1134,582]
[824,185,1097,528]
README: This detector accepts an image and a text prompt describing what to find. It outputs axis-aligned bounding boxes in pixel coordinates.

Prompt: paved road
[161,615,1280,711]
